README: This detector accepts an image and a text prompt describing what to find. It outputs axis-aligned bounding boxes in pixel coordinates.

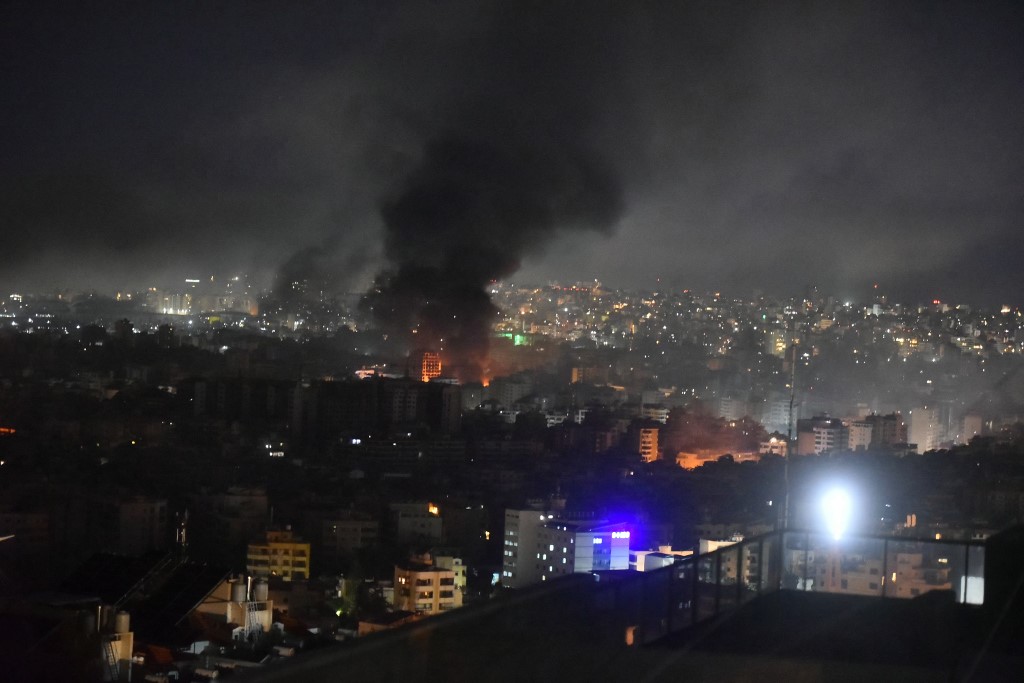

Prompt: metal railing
[614,529,985,645]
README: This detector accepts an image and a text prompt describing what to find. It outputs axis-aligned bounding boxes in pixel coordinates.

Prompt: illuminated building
[764,327,789,358]
[246,527,311,581]
[908,406,942,453]
[631,546,694,572]
[629,420,660,462]
[846,419,873,451]
[891,552,952,598]
[503,508,632,588]
[816,553,884,595]
[675,449,760,469]
[418,350,442,382]
[503,508,548,588]
[535,522,631,582]
[216,529,1013,683]
[796,416,848,455]
[393,563,463,615]
[98,610,134,682]
[638,426,659,462]
[433,555,467,593]
[699,538,746,583]
[759,436,788,457]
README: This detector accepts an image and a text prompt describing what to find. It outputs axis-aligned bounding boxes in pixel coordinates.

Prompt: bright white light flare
[821,488,852,540]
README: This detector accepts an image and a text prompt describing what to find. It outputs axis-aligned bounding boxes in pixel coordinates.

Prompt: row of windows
[248,547,309,557]
[536,558,568,570]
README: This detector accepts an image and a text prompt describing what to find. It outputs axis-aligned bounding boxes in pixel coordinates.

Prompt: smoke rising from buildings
[2,3,1022,303]
[366,6,627,381]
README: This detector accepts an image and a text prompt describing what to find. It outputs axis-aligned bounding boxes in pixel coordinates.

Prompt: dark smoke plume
[368,5,627,381]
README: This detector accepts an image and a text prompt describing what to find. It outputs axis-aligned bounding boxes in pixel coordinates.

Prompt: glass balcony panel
[740,539,761,603]
[696,554,718,621]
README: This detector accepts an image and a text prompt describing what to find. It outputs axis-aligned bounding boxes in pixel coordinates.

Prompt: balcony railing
[615,529,985,646]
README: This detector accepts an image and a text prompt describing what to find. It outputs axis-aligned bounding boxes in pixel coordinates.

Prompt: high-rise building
[796,417,848,455]
[417,351,442,383]
[962,413,984,443]
[909,406,942,453]
[764,327,789,358]
[846,419,873,451]
[863,413,908,448]
[629,420,660,462]
[503,508,549,588]
[502,508,631,588]
[759,395,793,434]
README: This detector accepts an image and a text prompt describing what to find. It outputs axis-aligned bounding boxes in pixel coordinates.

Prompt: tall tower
[417,350,442,383]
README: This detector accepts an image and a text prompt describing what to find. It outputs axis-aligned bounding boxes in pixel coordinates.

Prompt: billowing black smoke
[368,5,627,381]
[273,244,336,305]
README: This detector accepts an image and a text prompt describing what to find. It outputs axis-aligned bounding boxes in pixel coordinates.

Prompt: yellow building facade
[246,528,311,581]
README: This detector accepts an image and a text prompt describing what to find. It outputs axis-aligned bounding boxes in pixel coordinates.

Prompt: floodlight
[821,488,852,540]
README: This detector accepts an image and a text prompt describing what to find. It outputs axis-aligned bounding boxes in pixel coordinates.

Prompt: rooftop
[243,527,1024,683]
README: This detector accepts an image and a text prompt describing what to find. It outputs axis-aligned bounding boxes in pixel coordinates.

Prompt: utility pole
[782,330,797,531]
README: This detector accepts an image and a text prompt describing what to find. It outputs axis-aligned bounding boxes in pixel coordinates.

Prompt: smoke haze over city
[8,6,1024,678]
[3,1,1023,305]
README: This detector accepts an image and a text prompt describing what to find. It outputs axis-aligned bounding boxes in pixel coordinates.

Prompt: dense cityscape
[5,1,1024,681]
[3,274,1024,679]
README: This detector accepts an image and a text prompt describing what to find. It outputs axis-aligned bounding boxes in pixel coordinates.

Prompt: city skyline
[3,2,1023,305]
[3,272,1020,314]
[5,6,1024,675]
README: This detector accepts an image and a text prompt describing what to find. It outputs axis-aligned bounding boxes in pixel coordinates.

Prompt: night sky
[3,1,1022,304]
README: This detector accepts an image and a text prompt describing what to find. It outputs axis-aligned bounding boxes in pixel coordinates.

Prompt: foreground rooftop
[241,527,1024,682]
